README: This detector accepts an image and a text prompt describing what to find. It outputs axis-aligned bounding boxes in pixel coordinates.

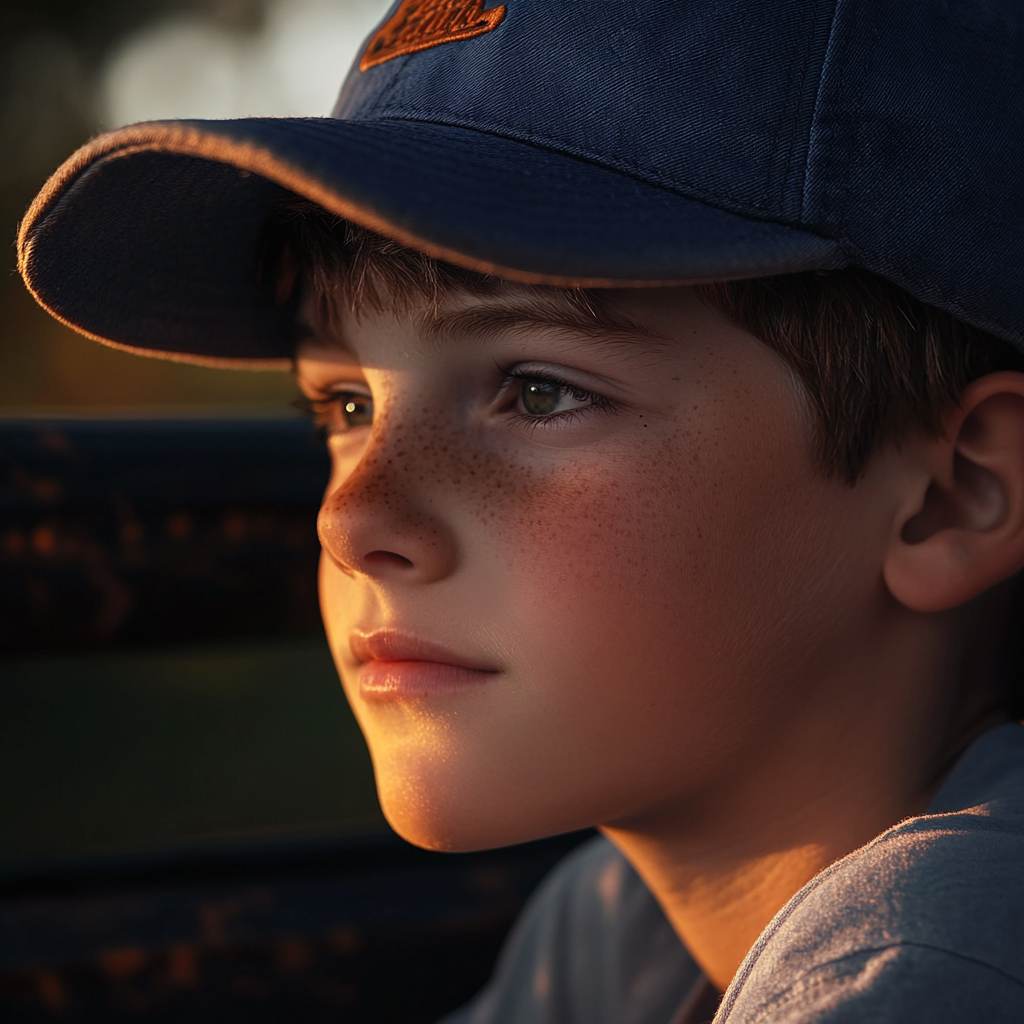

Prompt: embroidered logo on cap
[360,0,507,71]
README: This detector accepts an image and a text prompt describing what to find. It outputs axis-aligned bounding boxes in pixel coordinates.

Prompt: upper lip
[350,630,497,672]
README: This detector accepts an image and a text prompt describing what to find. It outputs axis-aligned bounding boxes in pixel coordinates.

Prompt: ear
[884,372,1024,613]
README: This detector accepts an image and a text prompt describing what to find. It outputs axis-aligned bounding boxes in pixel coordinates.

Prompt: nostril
[363,550,414,570]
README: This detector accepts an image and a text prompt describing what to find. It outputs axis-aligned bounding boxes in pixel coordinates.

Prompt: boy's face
[298,284,896,851]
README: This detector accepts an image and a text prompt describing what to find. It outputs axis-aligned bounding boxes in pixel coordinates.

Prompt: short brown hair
[259,196,1023,483]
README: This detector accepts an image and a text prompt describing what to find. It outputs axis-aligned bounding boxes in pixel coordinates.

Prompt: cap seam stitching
[802,0,852,233]
[360,109,789,225]
[768,12,807,214]
[780,0,839,222]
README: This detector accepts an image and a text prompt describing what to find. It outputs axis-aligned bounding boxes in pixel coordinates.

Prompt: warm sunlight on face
[298,285,896,852]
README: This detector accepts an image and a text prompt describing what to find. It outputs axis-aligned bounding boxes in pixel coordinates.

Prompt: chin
[374,767,536,852]
[372,753,588,853]
[354,690,612,852]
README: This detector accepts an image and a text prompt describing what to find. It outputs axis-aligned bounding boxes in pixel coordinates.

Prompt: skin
[297,283,1024,991]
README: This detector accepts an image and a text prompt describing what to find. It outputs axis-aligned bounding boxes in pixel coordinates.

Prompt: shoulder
[719,723,1024,1023]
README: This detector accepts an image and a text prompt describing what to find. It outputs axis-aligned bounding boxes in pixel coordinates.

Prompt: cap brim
[18,117,846,366]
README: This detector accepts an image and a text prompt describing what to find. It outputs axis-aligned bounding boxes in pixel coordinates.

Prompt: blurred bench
[0,417,327,651]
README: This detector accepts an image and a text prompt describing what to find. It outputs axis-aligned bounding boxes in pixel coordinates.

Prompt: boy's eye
[337,392,373,428]
[300,389,373,433]
[515,376,595,418]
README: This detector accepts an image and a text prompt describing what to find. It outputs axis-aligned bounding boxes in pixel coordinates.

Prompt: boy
[17,1,1024,1021]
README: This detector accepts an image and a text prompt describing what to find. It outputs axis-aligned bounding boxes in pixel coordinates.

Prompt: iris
[521,380,565,416]
[340,393,373,428]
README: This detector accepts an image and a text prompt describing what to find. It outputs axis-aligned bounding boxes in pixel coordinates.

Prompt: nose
[317,443,458,585]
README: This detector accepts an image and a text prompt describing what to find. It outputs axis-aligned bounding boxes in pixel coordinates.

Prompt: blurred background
[1,0,388,413]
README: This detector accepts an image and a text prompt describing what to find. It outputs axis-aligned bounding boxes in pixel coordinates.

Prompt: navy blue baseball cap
[17,0,1024,368]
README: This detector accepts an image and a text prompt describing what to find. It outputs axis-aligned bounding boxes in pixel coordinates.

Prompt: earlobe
[884,373,1024,613]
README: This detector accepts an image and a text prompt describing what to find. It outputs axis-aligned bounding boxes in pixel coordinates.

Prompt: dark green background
[1,637,385,870]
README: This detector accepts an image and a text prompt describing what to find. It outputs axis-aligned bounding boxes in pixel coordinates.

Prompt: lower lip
[358,660,496,701]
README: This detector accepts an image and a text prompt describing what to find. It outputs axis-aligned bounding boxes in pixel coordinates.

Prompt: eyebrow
[417,296,670,354]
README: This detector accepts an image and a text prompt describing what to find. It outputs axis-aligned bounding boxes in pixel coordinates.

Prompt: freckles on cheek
[481,410,827,694]
[485,440,686,626]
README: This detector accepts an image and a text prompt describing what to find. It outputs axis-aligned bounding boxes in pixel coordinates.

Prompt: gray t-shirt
[441,722,1024,1023]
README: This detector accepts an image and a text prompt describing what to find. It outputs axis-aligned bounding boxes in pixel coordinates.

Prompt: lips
[350,630,498,701]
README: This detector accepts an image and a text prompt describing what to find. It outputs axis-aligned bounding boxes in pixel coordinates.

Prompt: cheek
[477,408,854,775]
[488,421,799,657]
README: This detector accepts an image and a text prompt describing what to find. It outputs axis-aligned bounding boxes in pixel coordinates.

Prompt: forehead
[295,283,723,367]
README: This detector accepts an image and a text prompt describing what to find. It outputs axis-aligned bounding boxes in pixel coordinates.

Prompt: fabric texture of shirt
[440,722,1024,1024]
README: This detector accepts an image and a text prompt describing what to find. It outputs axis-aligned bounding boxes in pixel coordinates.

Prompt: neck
[600,828,834,992]
[601,769,915,991]
[601,596,1012,993]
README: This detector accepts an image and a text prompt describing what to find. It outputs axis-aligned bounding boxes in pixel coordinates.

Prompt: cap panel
[337,0,839,223]
[805,0,1024,348]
